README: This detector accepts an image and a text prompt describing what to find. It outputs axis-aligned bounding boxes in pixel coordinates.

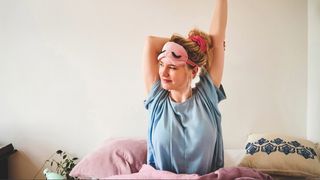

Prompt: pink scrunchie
[189,35,207,53]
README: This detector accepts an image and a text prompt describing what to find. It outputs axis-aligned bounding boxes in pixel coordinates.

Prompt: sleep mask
[157,42,198,67]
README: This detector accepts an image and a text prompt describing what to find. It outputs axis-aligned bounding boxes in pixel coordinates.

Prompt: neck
[169,88,193,103]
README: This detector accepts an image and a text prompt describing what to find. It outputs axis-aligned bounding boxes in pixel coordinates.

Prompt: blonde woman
[143,0,227,175]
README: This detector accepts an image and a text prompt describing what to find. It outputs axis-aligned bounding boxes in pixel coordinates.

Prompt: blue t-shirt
[144,70,226,175]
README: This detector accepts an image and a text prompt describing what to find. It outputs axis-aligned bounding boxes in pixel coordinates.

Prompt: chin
[161,83,173,90]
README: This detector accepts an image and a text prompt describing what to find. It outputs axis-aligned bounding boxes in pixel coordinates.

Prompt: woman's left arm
[208,0,228,88]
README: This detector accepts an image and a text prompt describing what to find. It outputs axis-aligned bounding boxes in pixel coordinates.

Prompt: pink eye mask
[157,42,198,67]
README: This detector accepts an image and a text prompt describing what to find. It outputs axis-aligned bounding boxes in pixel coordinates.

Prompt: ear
[192,67,198,79]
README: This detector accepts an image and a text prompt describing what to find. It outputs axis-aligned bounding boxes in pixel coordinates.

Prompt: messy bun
[169,28,213,69]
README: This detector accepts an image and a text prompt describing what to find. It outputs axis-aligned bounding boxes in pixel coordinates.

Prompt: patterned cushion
[239,133,320,177]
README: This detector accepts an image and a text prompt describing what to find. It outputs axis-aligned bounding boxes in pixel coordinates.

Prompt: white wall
[0,0,308,179]
[223,0,307,148]
[307,0,320,143]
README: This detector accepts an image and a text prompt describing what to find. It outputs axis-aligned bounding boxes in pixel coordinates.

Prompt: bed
[69,133,320,179]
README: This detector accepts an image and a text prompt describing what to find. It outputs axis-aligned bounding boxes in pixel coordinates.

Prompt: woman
[143,0,227,175]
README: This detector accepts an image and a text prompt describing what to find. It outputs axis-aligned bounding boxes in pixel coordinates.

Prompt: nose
[160,65,169,77]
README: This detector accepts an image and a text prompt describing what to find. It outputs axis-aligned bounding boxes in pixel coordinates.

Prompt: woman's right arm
[142,36,169,94]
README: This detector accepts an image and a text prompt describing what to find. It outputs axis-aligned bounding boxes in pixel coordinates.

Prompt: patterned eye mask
[157,42,198,67]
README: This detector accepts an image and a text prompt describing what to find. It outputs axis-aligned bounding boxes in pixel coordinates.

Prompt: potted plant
[43,150,78,180]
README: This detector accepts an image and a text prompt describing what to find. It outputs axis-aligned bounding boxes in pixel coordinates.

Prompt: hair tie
[189,35,207,53]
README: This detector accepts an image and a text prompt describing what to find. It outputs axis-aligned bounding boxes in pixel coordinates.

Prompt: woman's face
[158,60,194,91]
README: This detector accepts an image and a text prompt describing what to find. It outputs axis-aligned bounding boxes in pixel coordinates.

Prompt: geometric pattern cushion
[239,133,320,177]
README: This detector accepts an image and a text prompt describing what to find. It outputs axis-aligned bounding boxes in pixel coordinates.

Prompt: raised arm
[142,36,169,94]
[208,0,228,87]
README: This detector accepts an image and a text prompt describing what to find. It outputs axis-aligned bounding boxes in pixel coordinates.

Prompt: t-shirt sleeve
[144,80,164,110]
[196,70,226,104]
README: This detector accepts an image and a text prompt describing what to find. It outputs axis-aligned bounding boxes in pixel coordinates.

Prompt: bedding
[69,138,147,179]
[239,133,320,178]
[106,164,272,180]
[224,148,246,167]
[70,137,320,179]
[70,138,273,179]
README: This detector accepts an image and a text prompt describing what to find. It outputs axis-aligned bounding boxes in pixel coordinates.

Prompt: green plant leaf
[45,149,79,178]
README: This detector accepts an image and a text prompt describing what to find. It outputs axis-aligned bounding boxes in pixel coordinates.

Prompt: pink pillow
[69,138,147,179]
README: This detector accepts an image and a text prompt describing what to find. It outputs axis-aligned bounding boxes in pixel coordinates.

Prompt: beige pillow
[239,133,320,177]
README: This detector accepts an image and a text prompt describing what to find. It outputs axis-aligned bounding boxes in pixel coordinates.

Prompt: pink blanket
[106,164,273,180]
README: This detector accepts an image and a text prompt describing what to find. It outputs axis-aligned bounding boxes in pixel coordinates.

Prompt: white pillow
[224,149,245,167]
[239,133,320,178]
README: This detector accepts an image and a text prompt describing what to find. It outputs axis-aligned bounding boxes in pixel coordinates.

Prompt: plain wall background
[308,0,320,143]
[0,0,313,178]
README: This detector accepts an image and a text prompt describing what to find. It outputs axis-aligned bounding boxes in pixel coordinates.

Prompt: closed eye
[171,52,181,58]
[159,50,166,55]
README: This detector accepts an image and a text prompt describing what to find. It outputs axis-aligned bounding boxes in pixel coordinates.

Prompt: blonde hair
[169,29,213,70]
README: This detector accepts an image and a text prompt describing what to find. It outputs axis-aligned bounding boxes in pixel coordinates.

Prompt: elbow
[145,35,158,43]
[145,36,152,44]
[144,36,159,49]
[144,36,169,52]
[211,35,225,47]
[143,36,155,51]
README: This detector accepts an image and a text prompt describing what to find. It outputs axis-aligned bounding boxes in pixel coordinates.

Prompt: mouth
[161,78,172,83]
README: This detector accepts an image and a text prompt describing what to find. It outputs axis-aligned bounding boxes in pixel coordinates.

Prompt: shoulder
[196,69,226,103]
[144,80,168,110]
